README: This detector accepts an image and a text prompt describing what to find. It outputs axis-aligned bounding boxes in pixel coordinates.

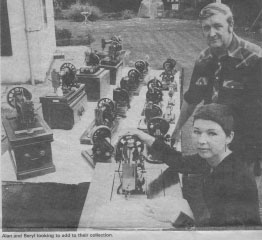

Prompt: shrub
[55,26,72,46]
[121,10,136,20]
[64,3,102,22]
[54,4,64,20]
[88,6,103,21]
[181,7,198,20]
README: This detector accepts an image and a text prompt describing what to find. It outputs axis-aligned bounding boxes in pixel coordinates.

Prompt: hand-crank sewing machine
[40,63,88,130]
[82,50,101,74]
[120,68,143,97]
[97,35,122,66]
[81,125,115,168]
[94,35,124,85]
[2,87,56,180]
[134,59,149,79]
[80,98,121,144]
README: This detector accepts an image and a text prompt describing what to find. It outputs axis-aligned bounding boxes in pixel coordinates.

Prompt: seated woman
[127,103,261,227]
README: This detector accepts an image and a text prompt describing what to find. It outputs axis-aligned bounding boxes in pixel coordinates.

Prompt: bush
[90,0,142,13]
[54,5,64,20]
[64,3,102,22]
[55,26,72,46]
[102,10,136,21]
[121,10,136,20]
[181,7,198,20]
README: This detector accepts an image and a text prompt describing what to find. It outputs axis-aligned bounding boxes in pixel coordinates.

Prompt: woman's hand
[143,196,194,225]
[117,128,155,147]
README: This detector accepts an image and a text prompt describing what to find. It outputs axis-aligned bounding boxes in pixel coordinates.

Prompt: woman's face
[192,119,233,166]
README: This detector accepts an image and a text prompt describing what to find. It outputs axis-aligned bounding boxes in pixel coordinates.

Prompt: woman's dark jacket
[151,139,261,227]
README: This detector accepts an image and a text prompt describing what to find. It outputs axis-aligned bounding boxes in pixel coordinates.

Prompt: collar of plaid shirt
[198,33,262,67]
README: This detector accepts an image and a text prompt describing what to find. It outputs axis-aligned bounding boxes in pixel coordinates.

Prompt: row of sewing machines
[2,35,181,199]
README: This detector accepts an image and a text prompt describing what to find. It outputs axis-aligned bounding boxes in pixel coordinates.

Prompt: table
[78,65,190,229]
[78,162,188,229]
[81,12,91,25]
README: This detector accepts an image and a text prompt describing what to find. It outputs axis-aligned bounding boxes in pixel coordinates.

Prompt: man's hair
[193,103,234,136]
[199,2,234,25]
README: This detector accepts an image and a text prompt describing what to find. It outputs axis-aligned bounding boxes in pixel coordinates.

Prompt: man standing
[172,3,262,175]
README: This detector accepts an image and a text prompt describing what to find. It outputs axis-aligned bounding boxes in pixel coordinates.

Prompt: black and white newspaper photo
[1,0,262,239]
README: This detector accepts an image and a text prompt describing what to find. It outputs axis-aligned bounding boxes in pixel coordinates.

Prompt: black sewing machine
[80,50,101,74]
[138,78,164,131]
[113,87,130,117]
[115,135,146,198]
[80,98,121,144]
[40,63,88,130]
[146,117,171,164]
[94,36,123,85]
[97,35,122,66]
[160,58,178,91]
[2,87,55,179]
[134,60,149,78]
[120,68,142,96]
[81,126,114,168]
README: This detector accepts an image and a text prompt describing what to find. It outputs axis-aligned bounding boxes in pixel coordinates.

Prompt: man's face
[201,13,233,49]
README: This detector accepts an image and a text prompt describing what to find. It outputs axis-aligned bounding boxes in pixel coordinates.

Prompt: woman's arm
[120,129,207,174]
[151,139,208,174]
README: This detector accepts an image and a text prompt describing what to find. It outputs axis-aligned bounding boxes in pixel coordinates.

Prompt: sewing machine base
[2,115,55,180]
[81,149,112,169]
[100,60,123,85]
[76,69,110,101]
[40,85,88,130]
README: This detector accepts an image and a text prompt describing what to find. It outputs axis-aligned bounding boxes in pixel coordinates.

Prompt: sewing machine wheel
[97,98,115,111]
[7,87,32,108]
[111,35,121,43]
[135,60,146,73]
[60,62,77,74]
[147,78,162,90]
[146,88,163,104]
[147,117,170,137]
[144,104,162,120]
[163,59,176,71]
[91,125,111,144]
[115,135,144,162]
[128,69,140,82]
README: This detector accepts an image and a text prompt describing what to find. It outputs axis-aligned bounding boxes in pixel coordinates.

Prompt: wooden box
[100,60,123,85]
[2,115,55,180]
[76,69,110,101]
[40,85,88,130]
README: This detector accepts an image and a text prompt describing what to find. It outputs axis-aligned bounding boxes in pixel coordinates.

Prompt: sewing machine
[80,98,121,144]
[115,135,146,198]
[40,63,88,130]
[134,60,149,78]
[81,126,114,168]
[120,68,141,96]
[96,36,123,85]
[138,77,177,130]
[80,50,100,74]
[160,58,178,90]
[2,87,55,179]
[113,87,130,117]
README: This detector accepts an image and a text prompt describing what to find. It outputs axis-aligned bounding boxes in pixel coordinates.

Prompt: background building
[1,0,56,84]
